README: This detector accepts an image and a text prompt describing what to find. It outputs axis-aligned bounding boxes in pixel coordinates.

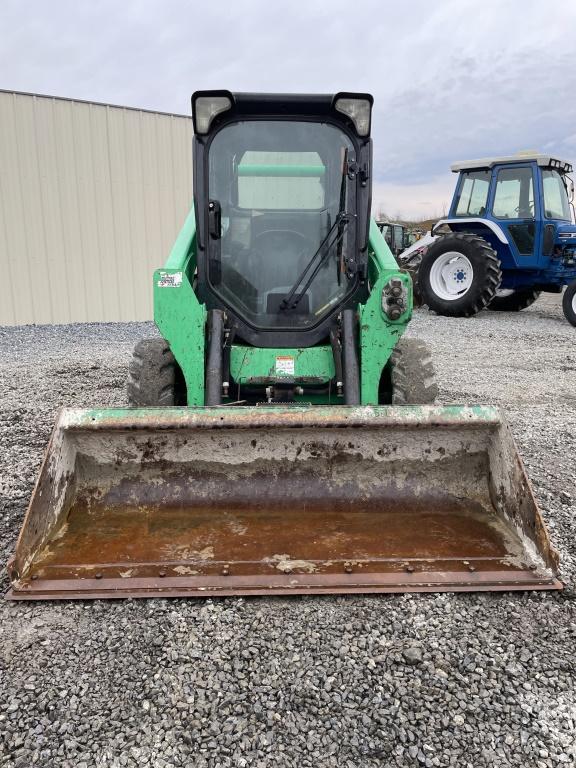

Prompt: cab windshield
[207,120,356,329]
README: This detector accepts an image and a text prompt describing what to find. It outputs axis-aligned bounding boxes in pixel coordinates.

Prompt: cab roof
[451,154,573,174]
[191,90,374,138]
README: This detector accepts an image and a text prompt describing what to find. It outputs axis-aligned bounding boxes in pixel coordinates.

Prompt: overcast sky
[1,0,575,219]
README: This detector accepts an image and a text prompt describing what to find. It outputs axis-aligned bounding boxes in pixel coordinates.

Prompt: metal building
[0,90,193,326]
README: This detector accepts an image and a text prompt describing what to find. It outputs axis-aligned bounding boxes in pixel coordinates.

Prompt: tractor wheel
[488,288,541,312]
[385,338,438,405]
[127,338,187,406]
[562,281,576,327]
[399,249,424,306]
[418,233,501,317]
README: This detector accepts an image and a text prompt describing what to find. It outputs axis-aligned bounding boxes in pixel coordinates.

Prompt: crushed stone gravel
[0,295,575,768]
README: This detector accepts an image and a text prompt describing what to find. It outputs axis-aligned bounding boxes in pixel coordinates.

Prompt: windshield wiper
[280,150,353,312]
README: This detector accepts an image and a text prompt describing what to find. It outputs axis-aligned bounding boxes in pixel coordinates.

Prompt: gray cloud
[1,0,575,217]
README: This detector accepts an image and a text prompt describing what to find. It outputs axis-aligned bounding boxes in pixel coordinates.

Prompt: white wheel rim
[572,292,576,314]
[429,252,474,301]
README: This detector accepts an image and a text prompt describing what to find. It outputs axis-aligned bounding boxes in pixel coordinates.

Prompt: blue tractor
[405,154,576,325]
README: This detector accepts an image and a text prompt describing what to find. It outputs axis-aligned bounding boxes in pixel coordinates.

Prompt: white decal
[157,271,183,288]
[275,356,295,376]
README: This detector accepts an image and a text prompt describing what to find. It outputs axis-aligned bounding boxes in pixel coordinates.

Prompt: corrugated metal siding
[0,91,193,325]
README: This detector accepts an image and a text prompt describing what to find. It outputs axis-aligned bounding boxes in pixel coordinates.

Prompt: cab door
[488,163,541,267]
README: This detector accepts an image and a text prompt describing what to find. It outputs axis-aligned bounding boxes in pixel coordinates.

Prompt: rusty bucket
[6,405,561,600]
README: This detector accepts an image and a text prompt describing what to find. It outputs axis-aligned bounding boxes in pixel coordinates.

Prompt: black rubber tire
[399,249,424,306]
[389,338,438,405]
[562,281,576,327]
[127,338,186,406]
[419,233,501,317]
[488,288,541,312]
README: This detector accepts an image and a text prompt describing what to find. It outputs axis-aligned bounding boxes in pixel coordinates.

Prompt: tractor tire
[127,338,186,406]
[418,233,501,317]
[390,338,438,405]
[562,281,576,327]
[399,249,424,306]
[487,288,541,312]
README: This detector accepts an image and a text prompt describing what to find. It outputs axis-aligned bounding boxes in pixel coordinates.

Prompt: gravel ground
[0,295,575,768]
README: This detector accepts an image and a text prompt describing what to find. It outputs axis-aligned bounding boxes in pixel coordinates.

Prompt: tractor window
[492,167,534,219]
[542,169,571,221]
[454,171,490,217]
[392,226,404,253]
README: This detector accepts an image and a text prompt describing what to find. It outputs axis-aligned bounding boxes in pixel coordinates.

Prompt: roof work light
[334,96,373,137]
[192,93,233,134]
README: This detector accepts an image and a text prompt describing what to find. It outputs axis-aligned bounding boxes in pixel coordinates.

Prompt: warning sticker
[275,356,295,376]
[157,271,183,288]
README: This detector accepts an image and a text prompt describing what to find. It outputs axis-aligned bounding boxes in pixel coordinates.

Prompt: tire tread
[488,288,541,312]
[390,338,438,405]
[127,338,185,406]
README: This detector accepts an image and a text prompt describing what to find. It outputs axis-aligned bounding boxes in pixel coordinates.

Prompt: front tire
[562,281,576,327]
[127,338,187,406]
[488,288,541,312]
[382,338,438,405]
[419,233,501,317]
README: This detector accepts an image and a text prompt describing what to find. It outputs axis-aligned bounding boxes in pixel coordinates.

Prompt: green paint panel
[154,211,206,405]
[368,217,399,279]
[230,345,335,384]
[154,268,206,406]
[360,221,413,404]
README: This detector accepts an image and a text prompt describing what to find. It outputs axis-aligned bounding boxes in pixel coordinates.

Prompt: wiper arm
[280,213,352,311]
[280,149,352,312]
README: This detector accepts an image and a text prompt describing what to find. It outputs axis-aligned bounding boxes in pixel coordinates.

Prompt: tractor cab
[441,155,575,270]
[376,221,406,257]
[406,154,576,324]
[192,91,373,348]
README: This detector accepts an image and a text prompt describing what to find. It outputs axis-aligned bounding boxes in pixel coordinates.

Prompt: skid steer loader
[7,92,561,600]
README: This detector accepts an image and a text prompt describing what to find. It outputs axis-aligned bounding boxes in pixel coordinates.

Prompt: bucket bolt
[344,562,353,574]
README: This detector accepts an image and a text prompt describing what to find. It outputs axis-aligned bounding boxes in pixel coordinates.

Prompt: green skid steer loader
[7,92,561,600]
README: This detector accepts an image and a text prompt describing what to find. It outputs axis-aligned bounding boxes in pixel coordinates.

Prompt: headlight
[192,93,232,134]
[334,95,373,137]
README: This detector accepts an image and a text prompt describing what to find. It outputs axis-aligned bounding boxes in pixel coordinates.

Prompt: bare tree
[376,204,388,221]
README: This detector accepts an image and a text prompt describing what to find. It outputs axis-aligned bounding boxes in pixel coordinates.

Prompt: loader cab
[446,155,574,270]
[191,91,373,347]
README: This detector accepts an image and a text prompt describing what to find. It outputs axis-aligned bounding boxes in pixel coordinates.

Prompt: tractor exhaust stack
[6,406,561,600]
